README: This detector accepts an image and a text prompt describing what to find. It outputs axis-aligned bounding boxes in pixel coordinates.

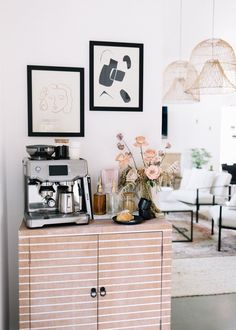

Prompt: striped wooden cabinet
[19,218,172,330]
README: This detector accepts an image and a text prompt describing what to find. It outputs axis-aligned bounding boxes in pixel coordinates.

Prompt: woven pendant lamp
[185,1,236,95]
[162,0,200,104]
[185,55,236,94]
[163,60,200,103]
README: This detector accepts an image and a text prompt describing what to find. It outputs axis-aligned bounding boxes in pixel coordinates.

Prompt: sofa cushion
[185,169,215,192]
[211,172,232,196]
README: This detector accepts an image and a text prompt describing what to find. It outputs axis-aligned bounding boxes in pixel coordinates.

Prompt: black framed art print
[27,65,84,137]
[90,41,143,112]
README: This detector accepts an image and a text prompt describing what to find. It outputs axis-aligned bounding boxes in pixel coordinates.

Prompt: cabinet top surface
[19,217,172,237]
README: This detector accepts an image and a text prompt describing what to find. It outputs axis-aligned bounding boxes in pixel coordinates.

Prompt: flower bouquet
[115,133,179,216]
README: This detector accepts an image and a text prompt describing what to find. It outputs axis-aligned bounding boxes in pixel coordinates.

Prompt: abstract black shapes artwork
[90,41,143,112]
[120,89,131,103]
[123,55,131,69]
[99,58,125,87]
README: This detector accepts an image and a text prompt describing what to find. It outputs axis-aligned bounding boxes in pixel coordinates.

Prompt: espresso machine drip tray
[24,212,89,228]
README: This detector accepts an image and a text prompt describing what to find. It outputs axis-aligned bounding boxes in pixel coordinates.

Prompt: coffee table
[158,200,193,242]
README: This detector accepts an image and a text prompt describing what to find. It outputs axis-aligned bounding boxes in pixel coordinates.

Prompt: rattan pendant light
[162,0,200,104]
[185,0,236,95]
[163,60,200,103]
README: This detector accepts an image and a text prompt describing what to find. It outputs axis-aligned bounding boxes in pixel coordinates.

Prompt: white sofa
[168,168,232,222]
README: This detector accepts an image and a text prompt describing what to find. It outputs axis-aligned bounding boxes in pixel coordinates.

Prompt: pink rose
[134,136,148,147]
[145,165,161,180]
[143,149,157,163]
[115,152,131,168]
[165,142,171,149]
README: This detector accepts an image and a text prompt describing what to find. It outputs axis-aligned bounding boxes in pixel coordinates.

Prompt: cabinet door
[19,235,98,330]
[98,232,164,329]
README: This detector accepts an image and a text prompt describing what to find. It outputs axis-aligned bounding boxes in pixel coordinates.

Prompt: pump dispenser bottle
[106,180,119,215]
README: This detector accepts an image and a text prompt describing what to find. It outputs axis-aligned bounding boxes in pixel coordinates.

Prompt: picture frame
[27,65,84,137]
[89,41,143,112]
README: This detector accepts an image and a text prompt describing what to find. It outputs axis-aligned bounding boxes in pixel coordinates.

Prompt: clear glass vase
[123,192,136,213]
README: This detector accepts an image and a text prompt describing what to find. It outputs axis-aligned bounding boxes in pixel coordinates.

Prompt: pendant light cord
[212,0,215,39]
[211,0,215,58]
[179,0,183,60]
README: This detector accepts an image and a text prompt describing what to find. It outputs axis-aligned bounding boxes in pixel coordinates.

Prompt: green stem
[159,151,166,165]
[140,146,145,166]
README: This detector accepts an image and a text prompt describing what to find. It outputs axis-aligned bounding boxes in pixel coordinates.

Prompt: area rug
[170,217,236,258]
[172,256,236,297]
[167,214,236,297]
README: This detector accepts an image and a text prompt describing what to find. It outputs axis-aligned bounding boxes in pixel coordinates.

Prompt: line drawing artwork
[98,49,132,103]
[39,83,73,114]
[28,65,84,136]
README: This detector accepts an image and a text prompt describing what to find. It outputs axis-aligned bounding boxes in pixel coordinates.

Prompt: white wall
[0,88,8,329]
[0,136,8,330]
[0,3,9,325]
[166,96,230,170]
[162,0,236,171]
[1,0,163,328]
[220,106,236,164]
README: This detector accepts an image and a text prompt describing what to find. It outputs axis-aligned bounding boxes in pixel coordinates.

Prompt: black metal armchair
[222,164,236,184]
[169,169,232,223]
[210,203,236,251]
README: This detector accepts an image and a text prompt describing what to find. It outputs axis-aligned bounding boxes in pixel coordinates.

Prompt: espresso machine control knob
[46,198,56,208]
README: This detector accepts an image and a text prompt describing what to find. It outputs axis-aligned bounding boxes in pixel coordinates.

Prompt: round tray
[112,215,143,225]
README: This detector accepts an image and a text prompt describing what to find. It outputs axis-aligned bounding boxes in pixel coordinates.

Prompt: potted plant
[191,148,211,169]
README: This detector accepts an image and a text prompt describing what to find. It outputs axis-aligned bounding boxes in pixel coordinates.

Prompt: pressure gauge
[47,198,56,208]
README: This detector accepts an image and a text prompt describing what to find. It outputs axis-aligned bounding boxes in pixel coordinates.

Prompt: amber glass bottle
[93,177,106,215]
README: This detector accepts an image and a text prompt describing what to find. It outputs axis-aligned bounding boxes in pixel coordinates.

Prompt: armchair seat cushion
[169,169,232,208]
[211,172,232,196]
[169,189,224,205]
[185,168,215,192]
[228,193,236,208]
[210,205,236,228]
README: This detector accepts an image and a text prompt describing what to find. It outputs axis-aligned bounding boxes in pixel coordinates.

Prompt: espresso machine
[23,154,93,228]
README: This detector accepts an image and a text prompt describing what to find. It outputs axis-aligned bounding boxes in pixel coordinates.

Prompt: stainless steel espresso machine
[23,155,93,228]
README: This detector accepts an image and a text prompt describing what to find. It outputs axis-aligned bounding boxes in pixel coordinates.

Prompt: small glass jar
[123,192,136,213]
